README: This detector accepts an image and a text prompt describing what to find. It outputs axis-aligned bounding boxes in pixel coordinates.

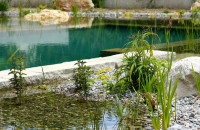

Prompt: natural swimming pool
[1,15,200,129]
[0,16,200,70]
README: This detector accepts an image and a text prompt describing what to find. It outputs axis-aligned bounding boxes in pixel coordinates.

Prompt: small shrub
[72,4,79,17]
[163,10,169,14]
[0,0,9,12]
[39,4,47,10]
[191,7,200,18]
[92,0,104,8]
[112,32,166,94]
[73,60,94,100]
[178,10,185,17]
[8,54,26,105]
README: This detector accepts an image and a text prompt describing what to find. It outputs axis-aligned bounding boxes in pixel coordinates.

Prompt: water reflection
[0,17,200,70]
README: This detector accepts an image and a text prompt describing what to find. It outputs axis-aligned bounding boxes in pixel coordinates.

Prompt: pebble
[54,68,200,130]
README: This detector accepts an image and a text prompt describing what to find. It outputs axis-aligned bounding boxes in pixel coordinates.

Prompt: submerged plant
[73,60,94,100]
[8,54,26,104]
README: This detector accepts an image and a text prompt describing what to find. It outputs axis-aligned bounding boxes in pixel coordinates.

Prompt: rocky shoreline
[55,67,200,130]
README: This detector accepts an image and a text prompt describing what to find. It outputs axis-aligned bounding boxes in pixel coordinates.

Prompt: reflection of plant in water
[0,15,9,28]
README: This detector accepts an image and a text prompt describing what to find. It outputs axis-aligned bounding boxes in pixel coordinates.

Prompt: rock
[24,9,69,25]
[191,0,200,10]
[169,57,200,98]
[55,0,94,11]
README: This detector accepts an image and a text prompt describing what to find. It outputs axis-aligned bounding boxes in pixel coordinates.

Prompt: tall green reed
[192,66,200,95]
[143,53,181,130]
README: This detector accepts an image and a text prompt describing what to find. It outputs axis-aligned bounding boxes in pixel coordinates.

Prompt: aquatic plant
[178,10,185,17]
[8,54,26,105]
[92,0,104,8]
[0,0,9,12]
[72,4,79,17]
[191,6,200,18]
[18,3,31,17]
[39,4,47,9]
[113,31,164,93]
[192,66,200,95]
[140,39,180,130]
[115,95,124,120]
[73,60,94,100]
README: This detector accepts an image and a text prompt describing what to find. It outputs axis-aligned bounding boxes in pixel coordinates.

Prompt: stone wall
[9,0,52,7]
[103,0,194,9]
[9,0,195,9]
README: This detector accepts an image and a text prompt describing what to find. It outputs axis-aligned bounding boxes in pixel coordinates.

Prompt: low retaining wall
[103,0,194,9]
[9,0,194,9]
[0,50,175,89]
[9,0,53,7]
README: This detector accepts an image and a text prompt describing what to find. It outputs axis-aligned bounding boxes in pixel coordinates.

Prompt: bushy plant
[72,4,79,17]
[92,0,104,8]
[112,32,166,94]
[191,7,200,18]
[0,0,9,12]
[73,60,94,100]
[8,54,26,105]
[163,10,169,14]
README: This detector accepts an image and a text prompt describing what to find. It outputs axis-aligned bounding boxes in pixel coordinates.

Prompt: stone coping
[0,50,175,90]
[0,10,197,20]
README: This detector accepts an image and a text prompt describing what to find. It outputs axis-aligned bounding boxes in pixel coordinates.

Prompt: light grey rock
[169,56,200,98]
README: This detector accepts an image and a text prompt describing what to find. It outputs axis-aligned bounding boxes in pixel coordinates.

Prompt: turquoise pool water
[0,16,200,70]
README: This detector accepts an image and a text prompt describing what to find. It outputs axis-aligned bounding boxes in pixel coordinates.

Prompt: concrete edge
[0,50,176,90]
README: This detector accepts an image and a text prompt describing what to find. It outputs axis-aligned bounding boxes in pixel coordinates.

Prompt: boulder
[191,0,200,10]
[24,9,69,25]
[55,0,94,11]
[169,57,200,98]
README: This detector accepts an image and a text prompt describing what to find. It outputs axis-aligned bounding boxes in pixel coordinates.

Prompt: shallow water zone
[0,90,148,130]
[0,92,116,129]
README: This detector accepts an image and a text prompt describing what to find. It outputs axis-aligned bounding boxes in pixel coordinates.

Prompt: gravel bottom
[54,68,200,130]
